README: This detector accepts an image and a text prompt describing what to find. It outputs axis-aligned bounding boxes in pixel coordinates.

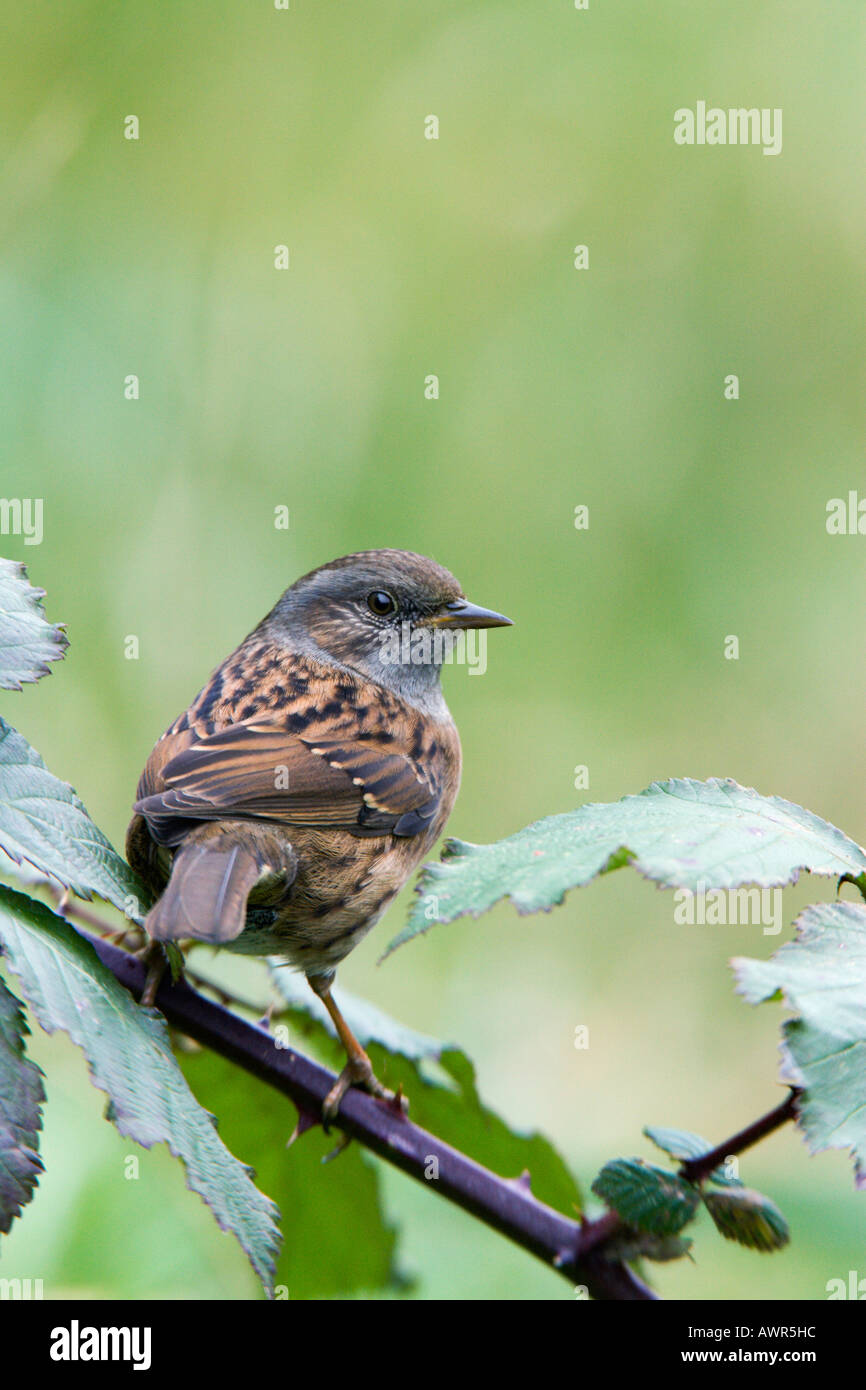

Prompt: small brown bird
[126,550,511,1120]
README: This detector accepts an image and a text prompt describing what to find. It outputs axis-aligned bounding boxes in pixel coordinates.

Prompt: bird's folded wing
[134,719,441,843]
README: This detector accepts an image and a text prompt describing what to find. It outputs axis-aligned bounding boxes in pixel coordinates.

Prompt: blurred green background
[1,0,865,1299]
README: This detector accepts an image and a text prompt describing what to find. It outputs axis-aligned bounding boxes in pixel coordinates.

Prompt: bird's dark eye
[367,590,396,617]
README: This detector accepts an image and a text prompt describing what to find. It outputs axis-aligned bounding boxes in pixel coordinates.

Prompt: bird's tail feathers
[145,820,296,945]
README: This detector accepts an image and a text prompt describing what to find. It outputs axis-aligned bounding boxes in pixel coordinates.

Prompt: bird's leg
[307,972,407,1129]
[137,940,168,1007]
[136,938,192,1007]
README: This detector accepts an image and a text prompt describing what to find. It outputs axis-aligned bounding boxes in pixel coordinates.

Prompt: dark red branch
[84,930,655,1301]
[679,1091,801,1185]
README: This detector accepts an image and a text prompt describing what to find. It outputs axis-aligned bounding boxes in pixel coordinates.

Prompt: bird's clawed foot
[322,1050,408,1131]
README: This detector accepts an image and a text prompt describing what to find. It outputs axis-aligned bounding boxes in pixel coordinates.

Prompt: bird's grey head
[262,549,512,711]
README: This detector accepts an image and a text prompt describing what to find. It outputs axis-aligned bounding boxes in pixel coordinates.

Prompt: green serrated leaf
[0,718,149,916]
[643,1125,743,1187]
[0,558,68,691]
[0,886,281,1291]
[387,778,866,956]
[733,900,866,1040]
[0,972,45,1234]
[781,1018,866,1190]
[733,901,866,1189]
[591,1157,701,1235]
[703,1187,790,1251]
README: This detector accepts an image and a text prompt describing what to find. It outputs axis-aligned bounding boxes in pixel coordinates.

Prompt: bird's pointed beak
[428,598,513,629]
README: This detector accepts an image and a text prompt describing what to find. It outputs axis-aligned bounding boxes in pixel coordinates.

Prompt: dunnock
[126,550,511,1120]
